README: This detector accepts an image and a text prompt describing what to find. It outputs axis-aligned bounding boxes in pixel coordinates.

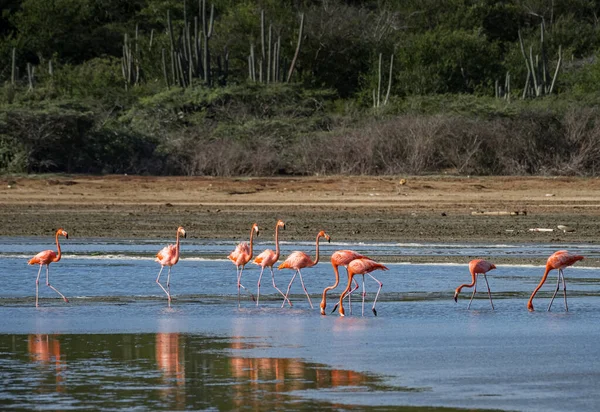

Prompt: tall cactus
[202,0,215,85]
[518,25,562,99]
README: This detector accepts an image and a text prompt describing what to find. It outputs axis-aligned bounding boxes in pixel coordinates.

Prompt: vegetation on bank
[2,0,600,176]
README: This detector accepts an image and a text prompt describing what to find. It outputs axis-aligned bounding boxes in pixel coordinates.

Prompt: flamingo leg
[548,270,562,312]
[256,267,265,306]
[331,277,360,314]
[237,265,256,304]
[297,269,314,309]
[467,275,478,310]
[271,267,292,307]
[367,272,383,316]
[35,265,43,307]
[561,269,569,312]
[46,265,68,303]
[347,278,360,315]
[483,273,494,310]
[156,266,171,302]
[166,267,172,301]
[337,276,354,317]
[282,271,298,308]
[361,275,366,316]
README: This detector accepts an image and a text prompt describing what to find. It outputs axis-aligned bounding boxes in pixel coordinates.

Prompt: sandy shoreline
[2,174,600,265]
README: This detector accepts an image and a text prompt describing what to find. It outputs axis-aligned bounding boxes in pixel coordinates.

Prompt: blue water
[1,237,600,411]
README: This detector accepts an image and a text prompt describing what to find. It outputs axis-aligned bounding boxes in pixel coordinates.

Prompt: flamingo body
[229,242,251,266]
[229,223,259,304]
[279,230,330,308]
[454,259,496,309]
[337,258,388,317]
[156,244,179,267]
[29,250,58,266]
[278,251,315,270]
[29,229,69,307]
[253,220,287,306]
[528,250,584,312]
[155,226,186,305]
[321,250,369,315]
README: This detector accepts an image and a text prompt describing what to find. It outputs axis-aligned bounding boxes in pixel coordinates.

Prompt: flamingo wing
[278,251,311,270]
[348,258,388,275]
[470,259,496,274]
[229,242,250,262]
[28,250,56,265]
[156,245,175,264]
[549,250,584,269]
[331,250,368,266]
[254,249,276,266]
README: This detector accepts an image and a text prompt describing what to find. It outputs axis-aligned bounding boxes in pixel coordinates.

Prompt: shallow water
[1,237,600,411]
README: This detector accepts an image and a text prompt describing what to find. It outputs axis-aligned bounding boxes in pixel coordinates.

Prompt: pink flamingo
[278,230,330,309]
[528,250,584,312]
[320,250,367,316]
[336,258,388,317]
[454,259,496,310]
[253,220,290,306]
[156,226,186,305]
[28,228,69,307]
[228,223,259,304]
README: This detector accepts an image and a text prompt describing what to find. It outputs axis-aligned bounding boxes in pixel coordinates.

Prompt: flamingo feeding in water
[28,228,70,307]
[278,230,330,309]
[228,223,259,304]
[528,250,584,312]
[336,258,388,317]
[320,250,367,316]
[253,220,290,306]
[155,226,186,305]
[454,259,496,310]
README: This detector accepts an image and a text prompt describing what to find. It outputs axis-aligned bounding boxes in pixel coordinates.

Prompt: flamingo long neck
[173,231,181,263]
[456,271,477,294]
[248,227,256,258]
[321,264,341,310]
[528,265,551,307]
[337,272,356,315]
[311,234,322,267]
[53,231,62,262]
[274,224,281,261]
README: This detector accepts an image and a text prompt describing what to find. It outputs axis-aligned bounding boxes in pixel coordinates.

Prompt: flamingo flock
[29,224,585,315]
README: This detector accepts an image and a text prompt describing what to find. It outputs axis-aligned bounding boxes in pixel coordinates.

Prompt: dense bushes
[3,84,600,176]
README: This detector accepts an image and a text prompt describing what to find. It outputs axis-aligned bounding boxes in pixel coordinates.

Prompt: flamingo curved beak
[453,291,458,302]
[65,233,69,239]
[330,303,339,314]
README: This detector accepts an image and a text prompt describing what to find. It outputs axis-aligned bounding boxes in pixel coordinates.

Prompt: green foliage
[2,0,600,176]
[396,29,502,95]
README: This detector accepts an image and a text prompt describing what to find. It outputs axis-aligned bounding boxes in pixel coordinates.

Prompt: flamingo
[155,226,186,305]
[528,250,584,312]
[253,220,290,306]
[228,223,259,304]
[454,259,496,310]
[28,228,69,307]
[336,258,388,317]
[320,250,367,316]
[278,230,330,309]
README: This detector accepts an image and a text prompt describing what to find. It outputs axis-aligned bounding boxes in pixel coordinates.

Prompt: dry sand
[1,175,599,265]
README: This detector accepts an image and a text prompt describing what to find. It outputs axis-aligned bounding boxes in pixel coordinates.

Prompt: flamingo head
[252,223,259,237]
[177,226,187,238]
[57,228,68,239]
[277,220,286,230]
[453,290,459,302]
[318,231,330,243]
